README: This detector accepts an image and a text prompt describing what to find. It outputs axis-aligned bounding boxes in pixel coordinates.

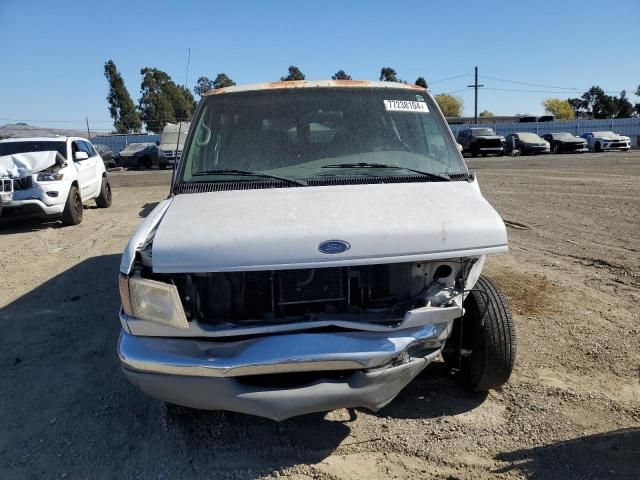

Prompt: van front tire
[444,275,516,391]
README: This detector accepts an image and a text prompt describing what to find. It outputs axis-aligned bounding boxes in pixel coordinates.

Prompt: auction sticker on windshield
[384,100,429,113]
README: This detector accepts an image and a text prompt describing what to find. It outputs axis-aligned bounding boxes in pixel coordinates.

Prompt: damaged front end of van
[117,80,516,421]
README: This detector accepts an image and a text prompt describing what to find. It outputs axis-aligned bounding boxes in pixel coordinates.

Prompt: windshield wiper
[321,162,450,182]
[191,169,308,186]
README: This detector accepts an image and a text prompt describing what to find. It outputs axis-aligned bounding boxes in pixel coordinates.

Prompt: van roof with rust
[203,80,425,96]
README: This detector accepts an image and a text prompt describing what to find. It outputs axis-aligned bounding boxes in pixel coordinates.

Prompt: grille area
[277,268,346,306]
[173,263,423,325]
[477,138,502,148]
[11,176,33,190]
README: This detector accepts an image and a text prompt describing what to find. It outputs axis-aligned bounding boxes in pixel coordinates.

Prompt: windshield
[518,133,544,142]
[0,140,66,159]
[471,128,496,136]
[552,133,575,140]
[121,143,149,153]
[180,88,465,184]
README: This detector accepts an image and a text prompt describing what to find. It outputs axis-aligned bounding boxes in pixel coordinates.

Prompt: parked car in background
[117,80,515,421]
[116,142,167,169]
[159,122,190,167]
[504,132,550,155]
[0,136,111,225]
[456,127,505,157]
[580,131,631,152]
[538,115,555,122]
[541,133,588,154]
[94,144,115,168]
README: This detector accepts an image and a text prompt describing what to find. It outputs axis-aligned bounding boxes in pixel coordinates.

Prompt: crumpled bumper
[118,322,452,420]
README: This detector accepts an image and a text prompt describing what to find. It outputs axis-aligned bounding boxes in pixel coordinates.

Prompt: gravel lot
[1,151,639,479]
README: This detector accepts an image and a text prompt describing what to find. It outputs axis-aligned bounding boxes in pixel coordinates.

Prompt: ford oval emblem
[318,240,350,255]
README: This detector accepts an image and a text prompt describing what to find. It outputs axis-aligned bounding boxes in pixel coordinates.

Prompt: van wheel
[61,185,83,226]
[443,276,516,391]
[95,177,112,208]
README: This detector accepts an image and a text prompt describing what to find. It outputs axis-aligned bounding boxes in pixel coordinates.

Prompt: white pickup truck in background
[0,136,112,225]
[159,122,190,166]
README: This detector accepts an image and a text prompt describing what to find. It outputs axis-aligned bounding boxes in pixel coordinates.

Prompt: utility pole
[467,66,484,124]
[85,117,91,139]
[184,48,191,87]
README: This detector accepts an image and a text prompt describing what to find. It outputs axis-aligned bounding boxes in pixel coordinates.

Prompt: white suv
[0,136,111,225]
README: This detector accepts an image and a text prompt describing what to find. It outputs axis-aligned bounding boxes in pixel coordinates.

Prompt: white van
[117,80,515,420]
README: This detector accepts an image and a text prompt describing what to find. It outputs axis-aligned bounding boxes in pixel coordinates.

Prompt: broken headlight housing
[119,274,188,329]
[36,172,64,181]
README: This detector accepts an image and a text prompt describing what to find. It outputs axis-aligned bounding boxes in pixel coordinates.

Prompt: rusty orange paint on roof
[203,80,426,96]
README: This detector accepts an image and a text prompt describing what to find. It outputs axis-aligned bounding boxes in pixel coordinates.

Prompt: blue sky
[1,0,639,131]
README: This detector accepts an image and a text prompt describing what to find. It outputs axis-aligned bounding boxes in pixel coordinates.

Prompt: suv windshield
[0,141,67,159]
[180,87,466,184]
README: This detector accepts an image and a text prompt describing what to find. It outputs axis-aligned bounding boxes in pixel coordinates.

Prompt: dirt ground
[1,152,638,479]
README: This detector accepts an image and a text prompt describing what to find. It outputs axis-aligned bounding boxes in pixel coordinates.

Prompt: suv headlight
[37,172,64,181]
[119,274,188,329]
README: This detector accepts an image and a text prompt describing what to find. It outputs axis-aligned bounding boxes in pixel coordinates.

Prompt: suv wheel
[443,276,516,391]
[61,185,83,226]
[95,177,112,208]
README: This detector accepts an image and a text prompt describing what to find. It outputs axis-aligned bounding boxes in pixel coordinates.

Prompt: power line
[478,74,623,94]
[479,74,582,91]
[440,88,470,94]
[429,73,471,84]
[484,87,592,94]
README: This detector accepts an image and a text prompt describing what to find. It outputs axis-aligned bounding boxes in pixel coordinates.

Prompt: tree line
[104,62,464,133]
[542,86,640,121]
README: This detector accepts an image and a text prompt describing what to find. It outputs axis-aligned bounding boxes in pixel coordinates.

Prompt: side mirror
[74,151,89,161]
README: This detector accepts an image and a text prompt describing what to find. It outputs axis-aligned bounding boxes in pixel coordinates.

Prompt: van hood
[151,181,508,273]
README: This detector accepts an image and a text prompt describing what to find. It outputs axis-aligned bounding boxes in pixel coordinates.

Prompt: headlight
[37,172,64,181]
[120,274,188,329]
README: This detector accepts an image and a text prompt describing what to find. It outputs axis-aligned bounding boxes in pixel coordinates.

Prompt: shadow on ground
[375,362,488,420]
[494,428,640,479]
[139,202,159,218]
[0,214,63,232]
[0,255,485,479]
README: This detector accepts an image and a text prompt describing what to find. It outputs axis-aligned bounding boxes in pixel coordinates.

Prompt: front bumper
[118,155,140,168]
[118,321,452,420]
[521,145,548,154]
[600,141,631,150]
[0,187,66,216]
[569,146,589,153]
